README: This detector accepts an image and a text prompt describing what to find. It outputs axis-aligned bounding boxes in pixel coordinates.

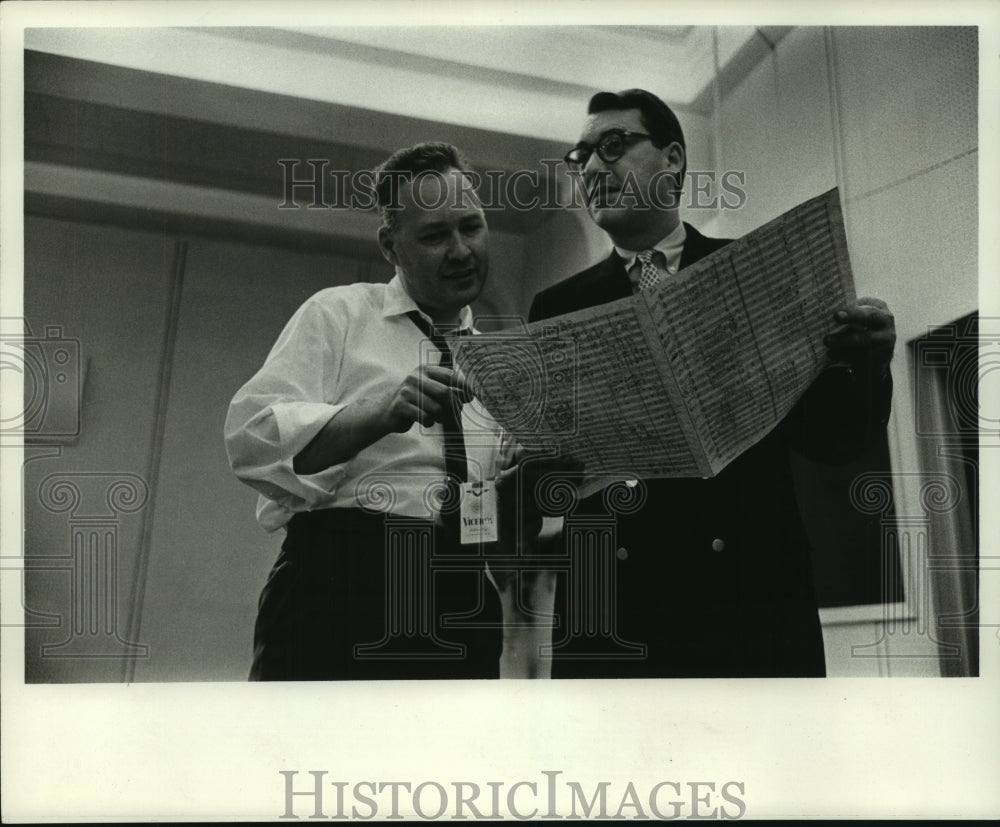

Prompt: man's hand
[823,296,896,374]
[293,364,470,474]
[381,364,472,433]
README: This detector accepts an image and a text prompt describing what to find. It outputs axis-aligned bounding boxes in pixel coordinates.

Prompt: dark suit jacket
[528,222,892,678]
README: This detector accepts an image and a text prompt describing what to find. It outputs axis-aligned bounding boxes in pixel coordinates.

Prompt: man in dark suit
[528,89,896,678]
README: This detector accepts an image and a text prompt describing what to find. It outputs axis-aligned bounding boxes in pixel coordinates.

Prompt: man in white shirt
[225,142,512,680]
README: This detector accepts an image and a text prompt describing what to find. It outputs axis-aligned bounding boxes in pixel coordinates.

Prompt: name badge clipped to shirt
[460,479,498,545]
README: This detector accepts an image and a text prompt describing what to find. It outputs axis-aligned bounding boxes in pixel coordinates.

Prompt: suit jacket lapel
[590,252,632,305]
[679,222,709,270]
[679,222,733,269]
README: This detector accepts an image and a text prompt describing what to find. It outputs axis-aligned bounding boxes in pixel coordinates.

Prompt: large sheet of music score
[452,188,857,498]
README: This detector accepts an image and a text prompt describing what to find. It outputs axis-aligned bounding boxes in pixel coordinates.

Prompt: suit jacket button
[616,547,628,560]
[711,538,726,552]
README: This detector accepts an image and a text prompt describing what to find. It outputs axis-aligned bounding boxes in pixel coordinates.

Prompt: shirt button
[616,547,629,561]
[711,538,726,553]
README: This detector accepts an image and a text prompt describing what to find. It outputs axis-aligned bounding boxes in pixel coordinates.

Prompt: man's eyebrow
[578,127,620,145]
[416,220,449,232]
[418,213,483,228]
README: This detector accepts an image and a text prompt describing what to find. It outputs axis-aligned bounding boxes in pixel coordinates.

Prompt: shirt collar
[615,221,687,274]
[382,273,475,331]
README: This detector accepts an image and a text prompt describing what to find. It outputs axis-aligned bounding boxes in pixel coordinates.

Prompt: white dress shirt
[225,275,502,532]
[615,221,687,291]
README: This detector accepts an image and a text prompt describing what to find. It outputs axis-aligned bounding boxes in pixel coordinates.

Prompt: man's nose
[582,152,610,188]
[446,231,472,260]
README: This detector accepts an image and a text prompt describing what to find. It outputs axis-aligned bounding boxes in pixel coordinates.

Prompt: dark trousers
[249,508,503,680]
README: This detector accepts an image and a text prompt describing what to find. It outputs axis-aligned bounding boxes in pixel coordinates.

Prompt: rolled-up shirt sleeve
[224,294,350,511]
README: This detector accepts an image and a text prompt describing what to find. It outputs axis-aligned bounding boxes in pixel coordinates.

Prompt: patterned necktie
[635,249,662,292]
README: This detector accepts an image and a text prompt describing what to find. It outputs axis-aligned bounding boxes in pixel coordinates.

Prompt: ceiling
[24,26,781,137]
[22,25,790,256]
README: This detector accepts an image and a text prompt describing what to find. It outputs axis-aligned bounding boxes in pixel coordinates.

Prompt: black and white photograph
[2,0,998,821]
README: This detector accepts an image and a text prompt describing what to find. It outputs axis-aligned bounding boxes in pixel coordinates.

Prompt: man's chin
[444,275,484,304]
[588,205,630,231]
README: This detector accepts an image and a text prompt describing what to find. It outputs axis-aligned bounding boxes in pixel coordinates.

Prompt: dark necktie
[406,311,469,525]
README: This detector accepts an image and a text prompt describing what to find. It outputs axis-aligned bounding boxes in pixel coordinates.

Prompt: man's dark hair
[588,88,687,184]
[374,142,473,233]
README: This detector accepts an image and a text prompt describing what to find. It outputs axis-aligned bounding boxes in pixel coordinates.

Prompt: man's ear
[663,141,685,193]
[377,226,398,267]
[664,141,685,173]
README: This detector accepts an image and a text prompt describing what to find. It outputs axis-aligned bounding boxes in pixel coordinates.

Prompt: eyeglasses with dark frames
[564,129,653,169]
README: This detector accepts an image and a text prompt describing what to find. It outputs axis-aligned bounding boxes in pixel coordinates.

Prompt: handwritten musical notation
[451,188,856,498]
